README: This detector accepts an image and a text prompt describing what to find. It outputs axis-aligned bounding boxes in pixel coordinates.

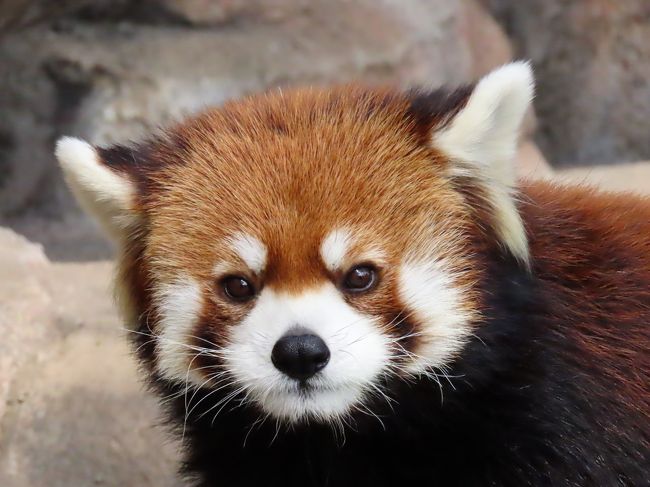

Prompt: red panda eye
[342,265,377,293]
[222,276,255,302]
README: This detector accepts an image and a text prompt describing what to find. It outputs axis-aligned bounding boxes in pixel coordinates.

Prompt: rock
[159,0,289,25]
[555,161,650,195]
[0,228,179,487]
[7,213,114,262]
[0,228,52,423]
[0,0,90,33]
[459,0,513,79]
[0,0,515,258]
[484,0,650,166]
[516,140,553,180]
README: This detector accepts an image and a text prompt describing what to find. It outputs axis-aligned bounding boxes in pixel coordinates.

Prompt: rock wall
[485,0,650,166]
[0,0,513,261]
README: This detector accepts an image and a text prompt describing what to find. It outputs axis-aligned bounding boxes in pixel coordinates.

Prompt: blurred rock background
[0,1,648,486]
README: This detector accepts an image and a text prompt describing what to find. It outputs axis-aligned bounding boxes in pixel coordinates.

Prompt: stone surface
[516,140,553,180]
[0,229,179,487]
[0,0,513,259]
[0,229,52,422]
[8,213,114,262]
[160,0,296,25]
[555,161,650,195]
[484,0,650,166]
[0,0,90,33]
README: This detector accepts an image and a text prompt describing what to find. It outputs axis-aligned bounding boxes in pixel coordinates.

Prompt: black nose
[271,330,330,381]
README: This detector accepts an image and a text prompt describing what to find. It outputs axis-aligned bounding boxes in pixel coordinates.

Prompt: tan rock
[160,0,299,25]
[555,161,650,195]
[516,140,553,180]
[0,229,179,487]
[0,228,52,423]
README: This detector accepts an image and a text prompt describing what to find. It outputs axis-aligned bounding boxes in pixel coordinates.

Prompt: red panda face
[56,63,534,423]
[143,89,480,422]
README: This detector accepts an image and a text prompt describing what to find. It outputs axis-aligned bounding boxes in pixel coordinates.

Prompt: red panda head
[56,63,533,423]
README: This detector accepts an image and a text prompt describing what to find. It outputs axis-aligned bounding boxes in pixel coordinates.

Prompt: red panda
[55,62,649,486]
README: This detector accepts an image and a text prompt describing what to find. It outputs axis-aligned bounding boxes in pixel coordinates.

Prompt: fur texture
[56,63,649,486]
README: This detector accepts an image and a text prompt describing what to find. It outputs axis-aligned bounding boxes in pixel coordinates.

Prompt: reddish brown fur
[144,86,472,288]
[521,181,650,419]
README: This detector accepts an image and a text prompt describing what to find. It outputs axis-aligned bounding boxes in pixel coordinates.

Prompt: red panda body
[56,63,649,486]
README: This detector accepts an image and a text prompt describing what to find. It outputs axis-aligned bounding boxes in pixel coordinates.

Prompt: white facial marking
[224,283,391,423]
[320,228,352,271]
[398,259,474,373]
[154,277,204,383]
[228,233,267,274]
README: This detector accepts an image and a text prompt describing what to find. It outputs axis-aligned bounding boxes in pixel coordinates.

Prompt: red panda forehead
[146,86,469,282]
[153,87,458,216]
[163,85,446,184]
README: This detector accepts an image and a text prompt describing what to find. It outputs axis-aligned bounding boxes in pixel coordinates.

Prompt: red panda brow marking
[226,233,268,275]
[320,228,390,273]
[320,228,353,272]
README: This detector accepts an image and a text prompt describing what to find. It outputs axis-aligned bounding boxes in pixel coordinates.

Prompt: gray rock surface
[484,0,650,166]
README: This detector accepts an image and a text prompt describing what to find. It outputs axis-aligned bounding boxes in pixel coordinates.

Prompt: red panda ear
[433,61,534,186]
[432,62,534,266]
[55,137,139,241]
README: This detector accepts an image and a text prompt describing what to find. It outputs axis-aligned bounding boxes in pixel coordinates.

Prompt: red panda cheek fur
[55,72,649,486]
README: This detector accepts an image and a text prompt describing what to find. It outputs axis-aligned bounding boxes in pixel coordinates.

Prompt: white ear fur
[433,62,534,265]
[55,136,137,241]
[434,61,534,186]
